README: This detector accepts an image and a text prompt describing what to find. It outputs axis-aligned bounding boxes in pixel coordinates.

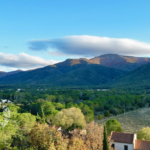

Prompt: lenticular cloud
[28,35,150,57]
[0,52,57,69]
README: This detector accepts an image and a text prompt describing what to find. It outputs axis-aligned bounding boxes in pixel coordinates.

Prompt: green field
[97,107,150,133]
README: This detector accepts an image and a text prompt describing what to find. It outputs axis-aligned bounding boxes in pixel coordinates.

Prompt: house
[134,140,150,150]
[49,125,61,131]
[110,131,150,150]
[110,132,136,150]
[55,126,62,131]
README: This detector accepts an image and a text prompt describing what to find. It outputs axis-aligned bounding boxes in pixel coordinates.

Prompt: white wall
[112,142,133,150]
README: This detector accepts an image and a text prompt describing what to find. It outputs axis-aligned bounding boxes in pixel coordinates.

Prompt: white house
[110,131,150,150]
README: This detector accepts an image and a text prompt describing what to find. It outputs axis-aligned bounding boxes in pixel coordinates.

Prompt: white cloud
[28,35,150,57]
[0,52,58,71]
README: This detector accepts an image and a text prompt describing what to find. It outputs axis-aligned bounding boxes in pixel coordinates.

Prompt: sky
[0,0,150,72]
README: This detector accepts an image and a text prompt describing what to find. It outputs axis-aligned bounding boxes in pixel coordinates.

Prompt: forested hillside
[0,64,125,86]
[1,54,150,87]
[111,63,150,88]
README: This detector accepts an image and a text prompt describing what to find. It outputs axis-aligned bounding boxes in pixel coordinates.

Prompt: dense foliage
[105,119,124,136]
[137,127,150,141]
[0,85,149,149]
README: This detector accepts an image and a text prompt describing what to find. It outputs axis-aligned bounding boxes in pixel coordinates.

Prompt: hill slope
[0,63,125,86]
[0,54,150,86]
[111,62,150,88]
[90,54,150,71]
[0,70,23,78]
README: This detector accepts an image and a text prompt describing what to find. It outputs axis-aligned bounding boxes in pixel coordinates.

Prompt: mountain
[0,70,23,78]
[0,71,6,78]
[111,62,150,88]
[0,54,150,86]
[0,62,125,86]
[89,54,150,71]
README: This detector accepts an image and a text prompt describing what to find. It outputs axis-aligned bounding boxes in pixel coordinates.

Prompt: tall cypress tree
[41,106,45,124]
[103,125,109,150]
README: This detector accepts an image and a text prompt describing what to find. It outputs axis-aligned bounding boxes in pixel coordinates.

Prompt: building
[110,131,150,150]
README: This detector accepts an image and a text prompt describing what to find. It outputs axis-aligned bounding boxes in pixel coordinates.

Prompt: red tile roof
[110,132,135,144]
[134,140,150,150]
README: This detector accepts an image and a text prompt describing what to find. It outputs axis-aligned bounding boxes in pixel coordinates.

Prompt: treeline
[0,87,149,121]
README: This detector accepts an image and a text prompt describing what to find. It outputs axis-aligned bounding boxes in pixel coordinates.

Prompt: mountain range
[0,70,23,78]
[0,54,150,87]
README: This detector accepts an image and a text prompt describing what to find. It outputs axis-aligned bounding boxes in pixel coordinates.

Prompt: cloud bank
[0,52,58,71]
[28,35,150,57]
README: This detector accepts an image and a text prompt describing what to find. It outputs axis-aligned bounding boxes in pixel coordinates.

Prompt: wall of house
[113,142,133,150]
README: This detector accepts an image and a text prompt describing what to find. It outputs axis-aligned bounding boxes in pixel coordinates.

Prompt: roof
[110,132,135,144]
[55,126,61,130]
[49,125,61,130]
[134,140,150,150]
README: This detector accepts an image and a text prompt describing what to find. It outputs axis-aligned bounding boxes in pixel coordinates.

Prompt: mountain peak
[90,54,150,71]
[98,54,120,57]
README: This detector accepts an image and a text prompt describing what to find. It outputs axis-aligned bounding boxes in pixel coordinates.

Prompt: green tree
[0,113,17,149]
[105,119,124,136]
[137,127,150,141]
[46,95,56,102]
[104,110,110,117]
[103,125,109,150]
[53,107,86,130]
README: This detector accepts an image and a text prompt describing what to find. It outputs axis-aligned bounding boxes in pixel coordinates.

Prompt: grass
[96,107,150,133]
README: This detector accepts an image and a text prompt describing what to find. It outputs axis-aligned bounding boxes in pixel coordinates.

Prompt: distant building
[97,89,109,91]
[110,131,150,150]
[49,125,61,131]
[16,89,21,92]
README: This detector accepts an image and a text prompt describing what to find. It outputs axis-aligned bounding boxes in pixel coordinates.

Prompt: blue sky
[0,0,150,71]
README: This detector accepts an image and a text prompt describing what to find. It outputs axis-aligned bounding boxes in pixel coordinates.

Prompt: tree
[105,119,124,136]
[0,120,16,149]
[73,121,104,150]
[85,122,104,150]
[98,114,103,120]
[46,95,56,102]
[53,107,86,130]
[104,110,110,117]
[29,123,68,150]
[68,137,87,150]
[137,127,150,141]
[15,113,36,131]
[103,125,109,150]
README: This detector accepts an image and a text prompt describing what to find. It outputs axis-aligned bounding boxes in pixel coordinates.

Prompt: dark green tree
[103,125,109,150]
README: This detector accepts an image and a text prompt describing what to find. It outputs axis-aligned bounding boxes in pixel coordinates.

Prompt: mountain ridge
[0,54,150,86]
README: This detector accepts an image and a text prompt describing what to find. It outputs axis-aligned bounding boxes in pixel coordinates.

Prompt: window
[124,145,128,150]
[111,144,115,148]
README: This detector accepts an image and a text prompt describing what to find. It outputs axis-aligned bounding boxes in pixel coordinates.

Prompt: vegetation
[98,107,150,133]
[0,85,150,149]
[105,119,124,136]
[0,63,125,86]
[103,125,109,150]
[53,107,86,130]
[137,127,150,141]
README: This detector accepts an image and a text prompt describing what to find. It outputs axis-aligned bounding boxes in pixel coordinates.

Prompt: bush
[137,127,150,141]
[98,114,103,120]
[104,110,110,117]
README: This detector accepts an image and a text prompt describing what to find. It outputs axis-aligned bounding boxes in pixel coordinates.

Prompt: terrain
[0,70,22,78]
[0,64,125,85]
[90,54,150,71]
[98,107,150,133]
[111,62,150,88]
[0,54,150,87]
